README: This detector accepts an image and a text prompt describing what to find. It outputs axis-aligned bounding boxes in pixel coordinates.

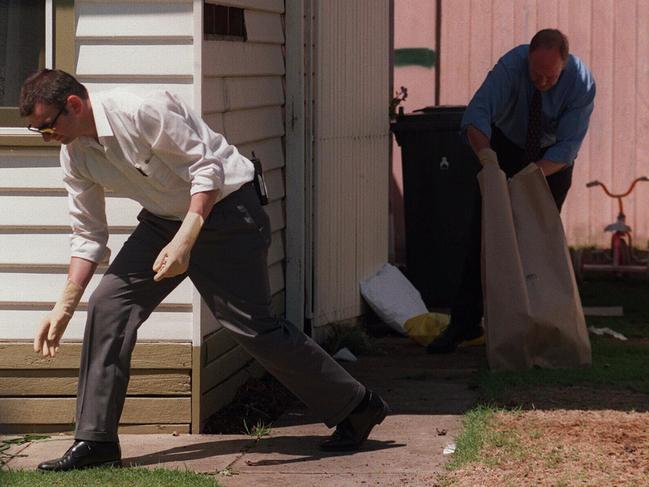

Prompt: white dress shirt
[61,89,255,263]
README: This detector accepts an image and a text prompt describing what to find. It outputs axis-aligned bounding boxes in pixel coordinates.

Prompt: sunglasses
[27,102,67,135]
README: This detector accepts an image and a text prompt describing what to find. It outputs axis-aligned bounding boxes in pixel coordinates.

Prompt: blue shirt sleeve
[542,80,596,165]
[461,55,516,140]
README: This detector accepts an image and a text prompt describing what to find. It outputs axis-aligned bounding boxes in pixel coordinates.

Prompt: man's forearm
[466,125,499,166]
[188,190,220,220]
[466,125,492,155]
[68,256,98,289]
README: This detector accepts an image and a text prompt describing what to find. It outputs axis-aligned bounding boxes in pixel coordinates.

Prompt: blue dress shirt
[461,44,596,166]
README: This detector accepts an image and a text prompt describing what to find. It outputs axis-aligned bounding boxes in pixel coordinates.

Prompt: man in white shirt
[20,69,389,471]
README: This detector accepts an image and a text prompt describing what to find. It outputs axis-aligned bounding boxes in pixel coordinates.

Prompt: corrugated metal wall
[312,0,391,332]
[439,0,649,247]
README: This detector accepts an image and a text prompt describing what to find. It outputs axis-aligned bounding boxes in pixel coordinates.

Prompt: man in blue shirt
[427,29,596,354]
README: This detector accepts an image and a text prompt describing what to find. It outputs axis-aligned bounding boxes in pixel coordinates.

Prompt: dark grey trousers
[74,183,365,442]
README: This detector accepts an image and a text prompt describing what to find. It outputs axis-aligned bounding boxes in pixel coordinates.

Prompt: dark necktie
[524,89,542,163]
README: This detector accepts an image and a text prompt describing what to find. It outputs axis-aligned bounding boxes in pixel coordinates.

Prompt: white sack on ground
[360,263,427,335]
[479,162,592,371]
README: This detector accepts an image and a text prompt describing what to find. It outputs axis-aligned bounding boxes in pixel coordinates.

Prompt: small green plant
[243,418,271,439]
[1,435,50,467]
[217,467,235,477]
[321,322,373,356]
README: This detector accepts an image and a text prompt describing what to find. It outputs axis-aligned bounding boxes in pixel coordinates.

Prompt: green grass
[0,467,220,487]
[479,337,649,401]
[445,406,497,470]
[445,406,524,471]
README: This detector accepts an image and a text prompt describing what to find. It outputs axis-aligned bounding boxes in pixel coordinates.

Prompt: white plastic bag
[360,263,428,335]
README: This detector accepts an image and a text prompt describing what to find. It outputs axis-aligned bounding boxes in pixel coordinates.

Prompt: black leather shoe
[320,390,390,451]
[426,325,483,354]
[37,440,122,472]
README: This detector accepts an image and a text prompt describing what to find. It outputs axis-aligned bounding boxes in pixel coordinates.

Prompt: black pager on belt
[250,151,269,206]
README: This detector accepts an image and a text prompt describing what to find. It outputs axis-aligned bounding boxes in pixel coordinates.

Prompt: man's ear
[66,95,85,114]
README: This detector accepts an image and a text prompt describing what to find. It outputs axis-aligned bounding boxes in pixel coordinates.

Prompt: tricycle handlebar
[585,177,648,198]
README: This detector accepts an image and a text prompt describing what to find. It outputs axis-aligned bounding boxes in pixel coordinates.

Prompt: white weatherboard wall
[311,0,391,333]
[197,0,286,422]
[0,149,193,341]
[75,0,195,104]
[74,0,196,340]
[0,1,196,343]
[201,0,286,324]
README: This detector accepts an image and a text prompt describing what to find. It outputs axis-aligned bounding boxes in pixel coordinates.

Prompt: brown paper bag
[479,162,592,371]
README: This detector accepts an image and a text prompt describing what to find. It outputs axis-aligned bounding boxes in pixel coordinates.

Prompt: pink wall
[394,0,649,248]
[394,1,437,112]
[392,0,437,263]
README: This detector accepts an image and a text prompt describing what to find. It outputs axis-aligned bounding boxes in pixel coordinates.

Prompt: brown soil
[445,409,649,487]
[202,374,299,434]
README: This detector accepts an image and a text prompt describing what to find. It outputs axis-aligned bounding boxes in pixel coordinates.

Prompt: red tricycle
[571,176,649,281]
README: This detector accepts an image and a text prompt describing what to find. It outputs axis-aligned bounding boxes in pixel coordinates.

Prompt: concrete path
[2,337,484,486]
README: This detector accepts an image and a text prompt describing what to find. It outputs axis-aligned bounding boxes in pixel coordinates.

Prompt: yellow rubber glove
[477,148,499,166]
[153,211,204,281]
[34,279,84,358]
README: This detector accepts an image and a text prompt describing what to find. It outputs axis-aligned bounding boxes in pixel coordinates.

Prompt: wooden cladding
[0,342,192,369]
[0,342,192,434]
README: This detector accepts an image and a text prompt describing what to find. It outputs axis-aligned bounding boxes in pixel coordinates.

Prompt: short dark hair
[529,29,569,64]
[19,69,88,117]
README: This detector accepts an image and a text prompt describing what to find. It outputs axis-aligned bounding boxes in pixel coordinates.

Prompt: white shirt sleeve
[61,146,109,264]
[134,92,232,196]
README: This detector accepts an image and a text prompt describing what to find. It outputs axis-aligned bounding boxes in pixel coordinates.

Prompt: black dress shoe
[426,325,483,354]
[320,390,390,451]
[37,440,122,472]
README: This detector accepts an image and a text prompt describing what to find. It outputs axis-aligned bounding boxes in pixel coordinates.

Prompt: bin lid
[413,105,466,114]
[390,105,467,133]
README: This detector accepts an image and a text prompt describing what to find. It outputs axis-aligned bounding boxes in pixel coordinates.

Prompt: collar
[89,92,113,139]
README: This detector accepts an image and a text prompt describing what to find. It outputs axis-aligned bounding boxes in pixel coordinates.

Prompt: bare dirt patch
[444,409,649,487]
